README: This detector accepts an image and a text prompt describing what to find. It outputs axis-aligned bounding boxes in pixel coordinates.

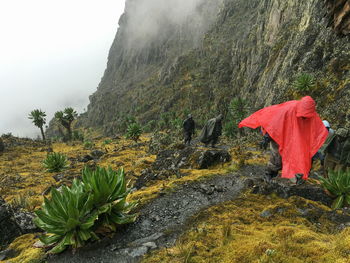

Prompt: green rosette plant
[34,166,137,253]
[126,123,142,142]
[34,180,99,253]
[43,152,69,172]
[319,169,350,209]
[82,166,137,231]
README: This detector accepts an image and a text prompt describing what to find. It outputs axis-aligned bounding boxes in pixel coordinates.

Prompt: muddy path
[49,166,262,263]
[49,165,333,263]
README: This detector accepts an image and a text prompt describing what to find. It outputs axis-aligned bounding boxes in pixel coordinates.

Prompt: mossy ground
[0,135,155,262]
[0,134,335,263]
[142,193,350,263]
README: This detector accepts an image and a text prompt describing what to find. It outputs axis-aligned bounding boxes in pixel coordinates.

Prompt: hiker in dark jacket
[199,114,223,147]
[324,128,350,174]
[183,114,195,145]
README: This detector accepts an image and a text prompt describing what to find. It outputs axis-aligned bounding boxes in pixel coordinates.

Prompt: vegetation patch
[142,193,350,263]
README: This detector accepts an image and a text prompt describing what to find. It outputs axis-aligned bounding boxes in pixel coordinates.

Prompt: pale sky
[0,0,125,138]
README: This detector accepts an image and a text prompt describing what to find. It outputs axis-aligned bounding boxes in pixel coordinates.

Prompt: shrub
[319,169,350,209]
[293,73,315,92]
[83,140,94,149]
[43,152,68,172]
[119,115,136,132]
[34,166,137,253]
[126,123,142,142]
[225,97,248,138]
[72,130,84,142]
[102,139,112,146]
[223,121,237,138]
[143,120,157,133]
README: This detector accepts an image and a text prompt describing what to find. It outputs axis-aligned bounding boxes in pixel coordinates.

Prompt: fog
[0,0,125,138]
[124,0,217,47]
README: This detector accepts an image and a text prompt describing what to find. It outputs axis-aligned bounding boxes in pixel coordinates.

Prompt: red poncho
[238,96,328,179]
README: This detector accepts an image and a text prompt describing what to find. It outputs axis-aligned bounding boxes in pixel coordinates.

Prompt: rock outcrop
[77,0,350,135]
[325,0,350,35]
[0,197,21,248]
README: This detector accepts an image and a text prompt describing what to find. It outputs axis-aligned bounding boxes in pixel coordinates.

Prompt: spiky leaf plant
[126,123,142,142]
[293,73,315,92]
[43,152,69,172]
[34,180,99,253]
[35,166,137,253]
[319,169,350,209]
[82,166,137,231]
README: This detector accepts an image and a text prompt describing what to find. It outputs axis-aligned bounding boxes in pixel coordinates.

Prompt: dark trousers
[267,140,282,175]
[184,132,192,145]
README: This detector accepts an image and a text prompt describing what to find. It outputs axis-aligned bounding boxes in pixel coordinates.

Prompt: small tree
[55,107,78,140]
[28,109,46,141]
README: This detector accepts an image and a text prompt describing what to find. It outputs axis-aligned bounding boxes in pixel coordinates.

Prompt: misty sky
[0,0,125,138]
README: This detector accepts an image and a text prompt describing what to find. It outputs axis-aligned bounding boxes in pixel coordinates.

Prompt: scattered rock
[253,177,333,206]
[53,174,64,182]
[260,209,273,218]
[196,149,231,169]
[127,246,148,258]
[142,242,157,249]
[0,249,17,261]
[90,150,104,159]
[130,233,163,247]
[13,210,39,233]
[79,155,94,163]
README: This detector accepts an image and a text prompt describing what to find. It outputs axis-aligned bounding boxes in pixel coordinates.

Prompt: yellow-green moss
[142,193,350,263]
[0,234,45,263]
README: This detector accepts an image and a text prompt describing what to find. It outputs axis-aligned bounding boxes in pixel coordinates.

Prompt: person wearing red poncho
[238,96,328,184]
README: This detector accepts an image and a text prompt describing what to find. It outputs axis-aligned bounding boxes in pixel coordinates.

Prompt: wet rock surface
[134,146,231,189]
[153,146,230,170]
[13,210,40,234]
[49,167,248,263]
[252,177,334,206]
[0,197,21,248]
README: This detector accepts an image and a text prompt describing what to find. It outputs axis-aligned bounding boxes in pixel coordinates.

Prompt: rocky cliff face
[79,0,350,134]
[325,0,350,35]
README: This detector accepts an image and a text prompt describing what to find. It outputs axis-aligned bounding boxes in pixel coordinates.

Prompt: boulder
[0,197,21,248]
[252,177,333,206]
[153,147,231,171]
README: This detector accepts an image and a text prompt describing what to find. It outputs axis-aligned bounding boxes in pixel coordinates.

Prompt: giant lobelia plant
[34,166,137,253]
[319,169,350,209]
[81,166,137,231]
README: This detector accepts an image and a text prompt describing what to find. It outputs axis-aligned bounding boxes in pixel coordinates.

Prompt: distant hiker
[239,96,328,184]
[323,127,350,173]
[312,120,335,165]
[183,114,195,145]
[199,114,223,147]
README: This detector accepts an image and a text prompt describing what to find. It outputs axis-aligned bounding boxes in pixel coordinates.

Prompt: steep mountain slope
[80,0,350,134]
